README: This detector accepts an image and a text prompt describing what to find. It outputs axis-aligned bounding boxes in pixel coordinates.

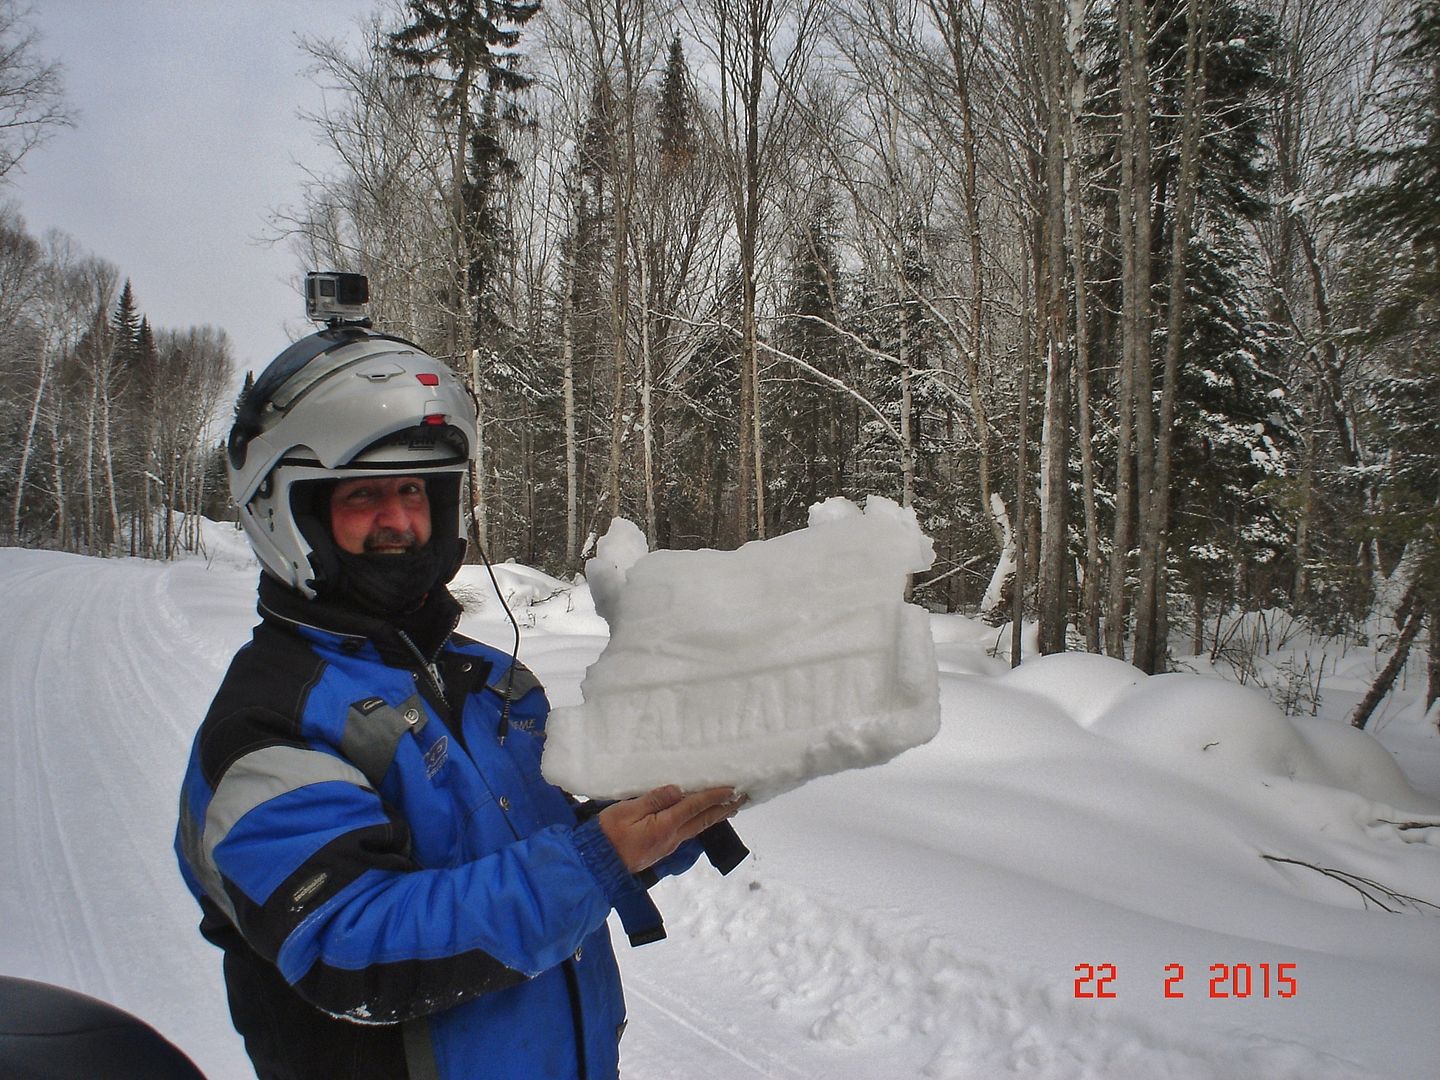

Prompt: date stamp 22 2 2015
[1073,962,1298,1000]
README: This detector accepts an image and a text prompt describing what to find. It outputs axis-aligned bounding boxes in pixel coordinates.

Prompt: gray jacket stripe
[178,799,236,926]
[202,745,373,882]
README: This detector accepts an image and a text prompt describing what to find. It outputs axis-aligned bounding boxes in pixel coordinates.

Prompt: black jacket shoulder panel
[196,621,327,787]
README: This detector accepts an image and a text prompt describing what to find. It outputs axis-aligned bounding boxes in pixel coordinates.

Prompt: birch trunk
[469,346,488,552]
[1012,249,1034,668]
[11,347,52,540]
[1350,584,1422,731]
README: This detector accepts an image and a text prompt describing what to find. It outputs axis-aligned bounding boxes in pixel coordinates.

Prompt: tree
[636,35,727,549]
[692,0,822,542]
[1254,0,1379,624]
[389,0,542,551]
[1336,0,1440,723]
[771,186,853,531]
[1086,0,1286,670]
[0,0,70,182]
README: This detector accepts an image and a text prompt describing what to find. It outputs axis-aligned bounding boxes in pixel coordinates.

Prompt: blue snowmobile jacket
[176,576,743,1079]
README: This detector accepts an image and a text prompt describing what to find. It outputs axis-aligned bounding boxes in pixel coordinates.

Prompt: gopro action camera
[305,271,371,326]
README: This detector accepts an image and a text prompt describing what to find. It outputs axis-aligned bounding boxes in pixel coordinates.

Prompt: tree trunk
[469,346,488,552]
[638,254,657,546]
[1427,598,1439,723]
[1062,0,1101,652]
[1012,247,1034,668]
[562,251,579,568]
[1038,0,1072,656]
[1351,584,1423,730]
[11,347,52,541]
[99,383,122,554]
[1122,0,1157,672]
[1136,0,1205,674]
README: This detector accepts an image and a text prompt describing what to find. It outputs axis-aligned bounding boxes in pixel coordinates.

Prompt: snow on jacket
[175,576,711,1080]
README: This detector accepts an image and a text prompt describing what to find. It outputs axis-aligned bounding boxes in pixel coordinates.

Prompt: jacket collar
[257,572,462,666]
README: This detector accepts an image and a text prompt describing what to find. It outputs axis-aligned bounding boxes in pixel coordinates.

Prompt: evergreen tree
[1085,0,1292,627]
[1335,0,1440,715]
[1169,241,1297,617]
[768,186,852,533]
[656,36,694,175]
[642,36,718,550]
[110,280,140,366]
[389,0,540,343]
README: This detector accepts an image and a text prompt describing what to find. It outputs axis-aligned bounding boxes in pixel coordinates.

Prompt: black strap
[699,821,749,876]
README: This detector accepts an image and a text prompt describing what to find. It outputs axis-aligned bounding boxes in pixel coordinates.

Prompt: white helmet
[227,326,476,599]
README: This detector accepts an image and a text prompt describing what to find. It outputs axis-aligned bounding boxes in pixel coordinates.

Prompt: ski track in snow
[622,974,812,1080]
[0,551,249,1074]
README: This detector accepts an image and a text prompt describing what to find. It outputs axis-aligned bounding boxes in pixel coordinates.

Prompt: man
[176,324,746,1080]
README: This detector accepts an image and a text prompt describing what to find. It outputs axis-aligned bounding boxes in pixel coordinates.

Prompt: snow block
[541,496,942,802]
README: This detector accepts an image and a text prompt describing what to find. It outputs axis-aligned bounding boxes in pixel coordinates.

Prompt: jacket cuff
[572,816,643,907]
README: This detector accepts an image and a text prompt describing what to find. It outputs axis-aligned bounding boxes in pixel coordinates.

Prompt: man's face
[329,475,433,556]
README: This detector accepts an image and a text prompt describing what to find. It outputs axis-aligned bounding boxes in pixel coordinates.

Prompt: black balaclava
[331,543,447,615]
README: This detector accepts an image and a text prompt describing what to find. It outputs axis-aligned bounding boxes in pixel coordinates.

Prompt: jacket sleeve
[183,711,643,1026]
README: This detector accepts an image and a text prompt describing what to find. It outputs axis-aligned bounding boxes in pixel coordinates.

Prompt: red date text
[1072,962,1297,999]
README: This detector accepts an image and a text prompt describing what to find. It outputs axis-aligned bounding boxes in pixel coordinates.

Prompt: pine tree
[389,0,541,554]
[1084,0,1291,658]
[389,0,540,344]
[656,36,694,176]
[769,187,852,534]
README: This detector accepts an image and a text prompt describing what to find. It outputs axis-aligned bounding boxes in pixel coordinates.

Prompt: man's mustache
[364,528,419,552]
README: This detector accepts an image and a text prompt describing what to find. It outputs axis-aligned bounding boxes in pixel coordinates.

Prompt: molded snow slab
[541,496,942,802]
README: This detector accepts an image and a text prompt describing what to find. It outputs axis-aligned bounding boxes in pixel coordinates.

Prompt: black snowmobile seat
[0,975,206,1079]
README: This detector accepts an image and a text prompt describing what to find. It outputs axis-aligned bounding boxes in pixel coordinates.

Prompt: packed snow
[2,522,1439,1080]
[542,497,941,801]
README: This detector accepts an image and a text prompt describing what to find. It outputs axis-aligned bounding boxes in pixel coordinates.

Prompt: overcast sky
[7,1,379,383]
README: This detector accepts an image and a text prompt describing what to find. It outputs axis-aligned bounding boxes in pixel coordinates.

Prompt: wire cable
[474,537,523,744]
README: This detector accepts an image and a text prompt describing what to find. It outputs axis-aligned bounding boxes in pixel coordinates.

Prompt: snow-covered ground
[2,527,1438,1079]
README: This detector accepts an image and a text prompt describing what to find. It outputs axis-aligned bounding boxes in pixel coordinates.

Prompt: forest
[1,0,1436,718]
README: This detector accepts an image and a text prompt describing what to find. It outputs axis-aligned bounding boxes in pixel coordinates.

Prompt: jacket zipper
[396,629,449,714]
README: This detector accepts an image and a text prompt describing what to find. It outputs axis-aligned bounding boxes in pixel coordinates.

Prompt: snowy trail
[621,971,814,1080]
[2,545,1438,1079]
[0,550,254,1077]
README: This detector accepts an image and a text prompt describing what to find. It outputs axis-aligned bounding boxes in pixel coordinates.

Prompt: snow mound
[541,496,941,801]
[999,651,1146,728]
[1290,715,1440,812]
[1090,673,1330,780]
[194,517,258,571]
[451,561,572,609]
[1088,672,1439,813]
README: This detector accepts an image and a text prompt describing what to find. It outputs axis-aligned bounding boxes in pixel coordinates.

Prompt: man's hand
[597,786,745,873]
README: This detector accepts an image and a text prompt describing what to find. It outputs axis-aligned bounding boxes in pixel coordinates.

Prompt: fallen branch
[1374,819,1440,832]
[1261,854,1440,915]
